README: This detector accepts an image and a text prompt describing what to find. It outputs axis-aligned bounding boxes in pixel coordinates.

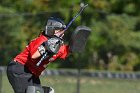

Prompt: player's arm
[31,42,47,59]
[32,37,64,60]
[31,50,41,59]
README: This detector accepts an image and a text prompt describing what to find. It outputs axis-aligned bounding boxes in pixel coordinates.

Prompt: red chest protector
[14,35,69,76]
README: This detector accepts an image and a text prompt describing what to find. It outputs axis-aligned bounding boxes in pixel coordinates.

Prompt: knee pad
[26,86,44,93]
[42,86,54,93]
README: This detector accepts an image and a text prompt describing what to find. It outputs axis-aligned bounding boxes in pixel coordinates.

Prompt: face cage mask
[45,22,66,37]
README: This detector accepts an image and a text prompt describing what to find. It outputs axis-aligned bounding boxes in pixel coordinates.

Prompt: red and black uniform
[7,35,69,93]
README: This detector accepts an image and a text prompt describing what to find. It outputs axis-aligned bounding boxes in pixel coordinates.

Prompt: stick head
[69,26,91,53]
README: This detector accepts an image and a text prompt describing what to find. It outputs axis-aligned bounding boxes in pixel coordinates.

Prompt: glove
[38,37,63,55]
[46,37,63,53]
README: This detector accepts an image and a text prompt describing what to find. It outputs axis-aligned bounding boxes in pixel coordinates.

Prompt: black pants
[7,61,41,93]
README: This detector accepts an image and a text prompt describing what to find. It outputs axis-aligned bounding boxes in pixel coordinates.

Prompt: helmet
[45,17,66,36]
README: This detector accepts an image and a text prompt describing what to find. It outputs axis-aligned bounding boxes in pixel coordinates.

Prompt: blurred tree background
[0,0,140,72]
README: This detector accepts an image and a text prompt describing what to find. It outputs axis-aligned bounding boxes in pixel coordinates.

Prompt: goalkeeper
[7,17,69,93]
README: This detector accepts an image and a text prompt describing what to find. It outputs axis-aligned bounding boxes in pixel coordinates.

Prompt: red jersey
[14,35,69,76]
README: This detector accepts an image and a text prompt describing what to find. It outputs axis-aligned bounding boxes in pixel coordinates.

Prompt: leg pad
[26,86,44,93]
[42,86,54,93]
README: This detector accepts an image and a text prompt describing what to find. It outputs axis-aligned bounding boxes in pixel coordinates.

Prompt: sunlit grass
[2,73,140,93]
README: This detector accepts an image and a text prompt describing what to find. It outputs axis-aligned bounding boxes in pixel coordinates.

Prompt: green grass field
[1,73,140,93]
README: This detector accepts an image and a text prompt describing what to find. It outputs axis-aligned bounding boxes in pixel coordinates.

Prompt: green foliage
[0,0,140,71]
[87,14,140,71]
[0,6,25,65]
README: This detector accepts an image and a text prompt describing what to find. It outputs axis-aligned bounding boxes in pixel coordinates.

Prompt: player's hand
[45,37,63,54]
